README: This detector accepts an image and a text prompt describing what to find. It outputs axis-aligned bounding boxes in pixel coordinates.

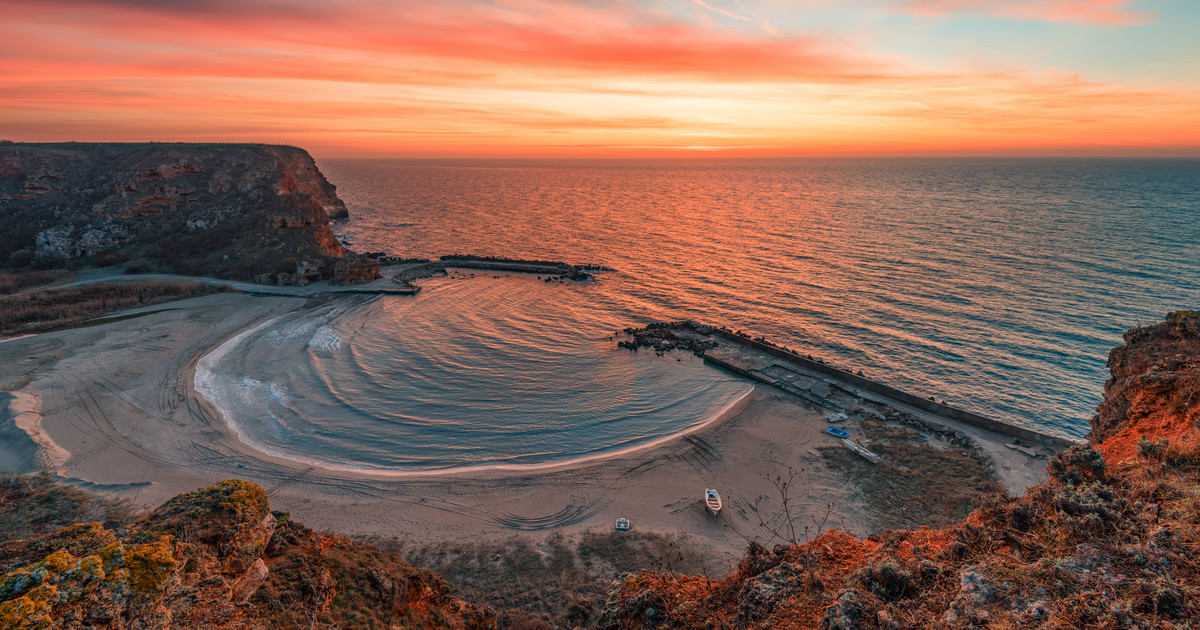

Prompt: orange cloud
[0,0,1195,157]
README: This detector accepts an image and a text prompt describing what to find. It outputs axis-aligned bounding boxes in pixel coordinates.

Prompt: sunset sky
[2,0,1198,157]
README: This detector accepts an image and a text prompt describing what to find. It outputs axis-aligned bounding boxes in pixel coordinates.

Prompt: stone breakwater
[390,255,611,291]
[438,255,600,280]
[620,320,1077,450]
[617,321,719,354]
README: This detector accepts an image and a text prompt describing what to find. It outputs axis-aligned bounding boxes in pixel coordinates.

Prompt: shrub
[1164,435,1200,472]
[1048,446,1106,486]
[855,560,915,602]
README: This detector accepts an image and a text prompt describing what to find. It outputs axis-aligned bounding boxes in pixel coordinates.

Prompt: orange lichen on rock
[123,537,176,592]
[0,480,493,629]
[0,582,58,629]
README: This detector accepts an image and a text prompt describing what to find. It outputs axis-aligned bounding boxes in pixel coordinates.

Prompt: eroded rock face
[0,480,495,629]
[1091,310,1200,462]
[0,143,370,282]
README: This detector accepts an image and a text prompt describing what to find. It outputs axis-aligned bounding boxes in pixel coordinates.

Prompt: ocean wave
[308,326,343,355]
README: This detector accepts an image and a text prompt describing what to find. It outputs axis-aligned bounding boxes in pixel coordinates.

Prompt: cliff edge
[0,143,377,284]
[0,479,494,629]
[1091,310,1200,463]
[598,311,1200,629]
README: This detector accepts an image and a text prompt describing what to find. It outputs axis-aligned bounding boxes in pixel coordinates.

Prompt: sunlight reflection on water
[323,157,1200,440]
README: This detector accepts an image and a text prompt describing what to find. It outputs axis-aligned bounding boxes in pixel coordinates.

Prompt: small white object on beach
[704,488,722,516]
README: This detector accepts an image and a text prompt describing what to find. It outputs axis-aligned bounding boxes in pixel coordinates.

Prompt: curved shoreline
[191,297,755,478]
[0,286,1052,558]
[3,390,70,474]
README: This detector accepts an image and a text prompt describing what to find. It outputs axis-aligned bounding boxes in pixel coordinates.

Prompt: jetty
[620,321,1081,495]
[385,255,607,292]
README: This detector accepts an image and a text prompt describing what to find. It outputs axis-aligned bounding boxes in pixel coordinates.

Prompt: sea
[199,158,1200,472]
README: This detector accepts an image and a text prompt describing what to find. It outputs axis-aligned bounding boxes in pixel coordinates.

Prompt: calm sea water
[318,158,1200,442]
[195,277,751,471]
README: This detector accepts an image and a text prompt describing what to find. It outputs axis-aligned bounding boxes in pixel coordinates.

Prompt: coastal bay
[0,271,1006,564]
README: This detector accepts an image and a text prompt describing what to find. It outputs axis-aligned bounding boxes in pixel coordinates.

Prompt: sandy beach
[0,287,888,564]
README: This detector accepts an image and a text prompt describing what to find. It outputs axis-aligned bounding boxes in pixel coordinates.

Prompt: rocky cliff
[1091,310,1200,463]
[0,480,494,629]
[0,143,377,283]
[598,311,1200,629]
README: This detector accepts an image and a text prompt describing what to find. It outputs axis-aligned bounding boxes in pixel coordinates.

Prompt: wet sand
[0,290,874,562]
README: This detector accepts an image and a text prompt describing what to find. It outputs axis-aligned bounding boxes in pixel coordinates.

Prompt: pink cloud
[0,0,884,83]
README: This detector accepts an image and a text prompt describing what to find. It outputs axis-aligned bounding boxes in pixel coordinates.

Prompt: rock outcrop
[598,311,1200,629]
[0,143,375,282]
[0,480,494,629]
[1091,310,1200,463]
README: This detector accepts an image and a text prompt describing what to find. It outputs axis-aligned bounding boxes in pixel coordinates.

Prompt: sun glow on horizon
[1,0,1198,158]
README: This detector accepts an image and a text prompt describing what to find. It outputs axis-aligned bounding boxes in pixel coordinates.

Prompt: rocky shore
[0,143,379,285]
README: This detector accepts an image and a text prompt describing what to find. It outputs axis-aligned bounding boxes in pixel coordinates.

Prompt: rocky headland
[0,143,377,285]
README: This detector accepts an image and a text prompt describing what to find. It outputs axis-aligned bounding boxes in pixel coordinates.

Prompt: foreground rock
[599,311,1200,629]
[0,480,494,629]
[0,142,378,284]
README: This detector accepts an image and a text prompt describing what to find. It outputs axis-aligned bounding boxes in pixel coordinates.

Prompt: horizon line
[6,139,1200,160]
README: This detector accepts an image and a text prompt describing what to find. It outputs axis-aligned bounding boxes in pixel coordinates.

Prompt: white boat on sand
[704,488,722,516]
[842,438,880,464]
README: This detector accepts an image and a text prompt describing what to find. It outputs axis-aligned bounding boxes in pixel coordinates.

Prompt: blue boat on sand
[826,426,851,438]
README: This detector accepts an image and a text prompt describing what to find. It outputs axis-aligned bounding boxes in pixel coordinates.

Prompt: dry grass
[399,530,714,628]
[0,270,66,295]
[0,280,230,337]
[820,418,999,533]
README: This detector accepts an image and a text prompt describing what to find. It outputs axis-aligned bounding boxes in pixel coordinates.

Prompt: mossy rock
[143,480,269,543]
[123,537,176,592]
[0,582,58,629]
